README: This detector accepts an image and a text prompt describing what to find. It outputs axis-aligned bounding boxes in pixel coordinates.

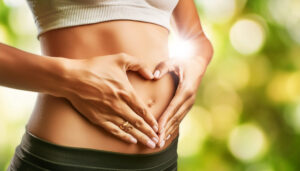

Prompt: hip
[8,130,178,171]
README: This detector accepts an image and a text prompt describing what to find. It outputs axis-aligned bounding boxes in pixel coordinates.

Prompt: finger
[156,68,185,133]
[158,103,192,148]
[161,121,181,144]
[101,120,138,144]
[124,54,154,80]
[158,129,166,148]
[153,59,177,79]
[165,107,194,143]
[165,124,180,141]
[163,95,195,139]
[157,81,190,134]
[109,115,158,148]
[114,101,159,140]
[118,83,159,132]
[165,105,192,138]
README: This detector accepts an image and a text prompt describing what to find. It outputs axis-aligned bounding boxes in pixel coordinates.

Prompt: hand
[152,57,209,148]
[61,53,159,148]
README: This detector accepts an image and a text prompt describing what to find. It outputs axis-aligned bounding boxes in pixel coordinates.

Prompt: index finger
[158,82,190,134]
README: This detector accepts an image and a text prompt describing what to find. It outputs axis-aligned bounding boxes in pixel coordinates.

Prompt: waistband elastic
[15,130,179,170]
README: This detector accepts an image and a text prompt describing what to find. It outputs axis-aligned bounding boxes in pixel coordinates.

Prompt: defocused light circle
[0,87,37,122]
[8,5,37,35]
[287,22,300,44]
[228,123,267,162]
[210,104,240,140]
[3,0,24,7]
[0,25,8,43]
[267,72,300,103]
[197,0,236,23]
[203,80,243,114]
[217,58,250,90]
[290,104,300,133]
[268,0,300,44]
[230,18,266,55]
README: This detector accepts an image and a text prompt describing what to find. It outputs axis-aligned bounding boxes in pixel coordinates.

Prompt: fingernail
[130,137,137,144]
[153,125,158,132]
[149,73,154,79]
[154,70,160,78]
[152,137,159,143]
[147,140,156,149]
[166,134,171,140]
[159,140,165,148]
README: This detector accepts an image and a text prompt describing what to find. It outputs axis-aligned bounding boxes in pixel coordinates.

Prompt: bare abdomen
[26,20,179,154]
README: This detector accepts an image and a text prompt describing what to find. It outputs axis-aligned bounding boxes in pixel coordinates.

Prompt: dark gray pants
[7,131,178,171]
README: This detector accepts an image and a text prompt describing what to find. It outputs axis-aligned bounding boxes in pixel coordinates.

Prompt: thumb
[125,57,154,80]
[153,59,176,79]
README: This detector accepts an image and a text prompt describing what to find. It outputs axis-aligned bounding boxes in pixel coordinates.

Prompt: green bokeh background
[0,0,300,170]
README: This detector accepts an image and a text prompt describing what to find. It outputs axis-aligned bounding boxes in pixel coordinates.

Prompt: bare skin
[26,20,180,153]
[0,0,213,154]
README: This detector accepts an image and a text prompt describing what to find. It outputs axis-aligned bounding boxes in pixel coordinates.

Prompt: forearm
[0,43,70,96]
[170,7,213,65]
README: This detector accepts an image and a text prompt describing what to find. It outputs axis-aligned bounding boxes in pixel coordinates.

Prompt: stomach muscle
[26,20,179,154]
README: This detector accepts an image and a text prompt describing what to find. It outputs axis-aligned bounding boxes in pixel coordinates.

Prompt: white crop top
[26,0,179,39]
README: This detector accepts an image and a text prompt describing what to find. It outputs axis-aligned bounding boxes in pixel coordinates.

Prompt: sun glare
[168,36,194,59]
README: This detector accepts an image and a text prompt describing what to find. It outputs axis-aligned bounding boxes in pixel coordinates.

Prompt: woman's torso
[26,20,179,154]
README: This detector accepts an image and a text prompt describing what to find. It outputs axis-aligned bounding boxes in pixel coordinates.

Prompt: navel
[147,99,155,108]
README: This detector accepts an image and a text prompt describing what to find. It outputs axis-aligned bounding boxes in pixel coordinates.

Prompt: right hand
[60,53,159,148]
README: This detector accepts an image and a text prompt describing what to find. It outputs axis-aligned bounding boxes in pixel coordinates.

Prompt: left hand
[152,56,209,148]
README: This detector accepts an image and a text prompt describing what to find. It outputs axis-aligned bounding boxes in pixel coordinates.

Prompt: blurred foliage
[0,0,300,171]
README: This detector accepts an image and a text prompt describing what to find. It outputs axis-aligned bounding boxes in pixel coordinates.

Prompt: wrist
[192,55,210,69]
[42,56,77,98]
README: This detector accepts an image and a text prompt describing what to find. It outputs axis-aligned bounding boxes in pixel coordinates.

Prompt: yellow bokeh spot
[217,58,250,90]
[267,72,300,103]
[248,55,272,87]
[0,25,8,43]
[209,104,241,140]
[178,106,211,157]
[203,79,244,114]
